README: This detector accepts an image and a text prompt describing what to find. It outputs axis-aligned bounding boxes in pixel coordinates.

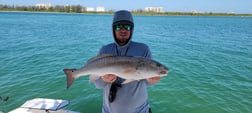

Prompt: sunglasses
[114,24,132,31]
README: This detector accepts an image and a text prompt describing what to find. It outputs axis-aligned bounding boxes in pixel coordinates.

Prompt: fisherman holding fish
[93,10,163,113]
[64,10,168,113]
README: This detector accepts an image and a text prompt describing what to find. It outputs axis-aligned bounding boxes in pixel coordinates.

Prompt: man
[94,10,161,113]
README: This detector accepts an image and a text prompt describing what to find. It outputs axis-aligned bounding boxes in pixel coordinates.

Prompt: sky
[0,0,252,14]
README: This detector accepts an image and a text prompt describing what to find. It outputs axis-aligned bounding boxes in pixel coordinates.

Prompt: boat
[8,98,80,113]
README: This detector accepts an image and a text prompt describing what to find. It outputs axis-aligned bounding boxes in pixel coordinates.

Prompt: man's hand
[146,76,161,84]
[101,74,117,83]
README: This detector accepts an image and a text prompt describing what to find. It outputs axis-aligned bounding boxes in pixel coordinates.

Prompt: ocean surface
[0,12,251,113]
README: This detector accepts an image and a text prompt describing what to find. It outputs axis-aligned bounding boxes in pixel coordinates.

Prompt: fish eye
[156,63,161,67]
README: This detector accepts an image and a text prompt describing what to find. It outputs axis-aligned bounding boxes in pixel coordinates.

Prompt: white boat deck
[8,98,80,113]
[9,108,79,113]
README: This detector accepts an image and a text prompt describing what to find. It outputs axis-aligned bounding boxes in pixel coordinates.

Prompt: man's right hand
[101,74,117,83]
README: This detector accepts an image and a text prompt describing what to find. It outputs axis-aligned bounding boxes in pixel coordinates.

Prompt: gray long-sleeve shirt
[94,41,152,113]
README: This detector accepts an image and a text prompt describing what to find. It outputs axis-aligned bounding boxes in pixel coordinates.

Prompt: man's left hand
[146,76,161,84]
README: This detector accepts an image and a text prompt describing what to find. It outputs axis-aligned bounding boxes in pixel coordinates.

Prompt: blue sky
[0,0,251,14]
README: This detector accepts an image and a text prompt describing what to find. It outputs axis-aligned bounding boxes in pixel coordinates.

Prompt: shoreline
[1,10,252,17]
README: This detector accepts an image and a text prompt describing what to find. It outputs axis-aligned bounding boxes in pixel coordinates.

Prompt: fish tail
[63,69,76,89]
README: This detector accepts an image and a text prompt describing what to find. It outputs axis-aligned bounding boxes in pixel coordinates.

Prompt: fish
[63,54,169,89]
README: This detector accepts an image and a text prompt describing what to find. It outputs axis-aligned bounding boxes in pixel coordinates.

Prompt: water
[0,12,252,113]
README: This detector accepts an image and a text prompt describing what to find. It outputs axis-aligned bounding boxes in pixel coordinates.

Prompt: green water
[0,12,252,113]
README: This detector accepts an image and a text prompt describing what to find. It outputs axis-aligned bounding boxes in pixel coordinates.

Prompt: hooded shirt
[94,10,152,113]
[112,10,134,47]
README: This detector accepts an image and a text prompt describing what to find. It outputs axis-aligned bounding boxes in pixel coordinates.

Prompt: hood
[112,10,134,47]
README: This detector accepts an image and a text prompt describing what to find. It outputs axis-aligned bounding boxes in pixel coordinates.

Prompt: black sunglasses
[113,24,132,31]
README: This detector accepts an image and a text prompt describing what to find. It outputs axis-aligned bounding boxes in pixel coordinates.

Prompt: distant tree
[65,5,71,13]
[75,5,82,13]
[55,5,64,12]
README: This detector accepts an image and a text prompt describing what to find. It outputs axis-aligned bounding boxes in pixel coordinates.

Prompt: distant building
[86,7,95,11]
[35,3,52,9]
[145,7,164,13]
[192,10,201,14]
[84,6,105,12]
[96,6,105,12]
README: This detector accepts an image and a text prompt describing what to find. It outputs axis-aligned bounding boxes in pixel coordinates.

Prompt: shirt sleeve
[94,77,108,89]
[144,45,152,59]
[93,46,110,89]
[98,45,105,55]
[144,45,157,86]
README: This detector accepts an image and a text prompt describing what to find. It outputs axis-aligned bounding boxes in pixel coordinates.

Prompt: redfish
[63,54,168,89]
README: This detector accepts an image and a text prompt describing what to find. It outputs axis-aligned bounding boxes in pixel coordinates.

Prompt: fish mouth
[159,71,167,75]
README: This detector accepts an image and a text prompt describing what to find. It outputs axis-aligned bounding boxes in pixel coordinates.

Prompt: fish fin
[89,74,100,83]
[63,69,76,89]
[122,79,136,84]
[87,54,113,64]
